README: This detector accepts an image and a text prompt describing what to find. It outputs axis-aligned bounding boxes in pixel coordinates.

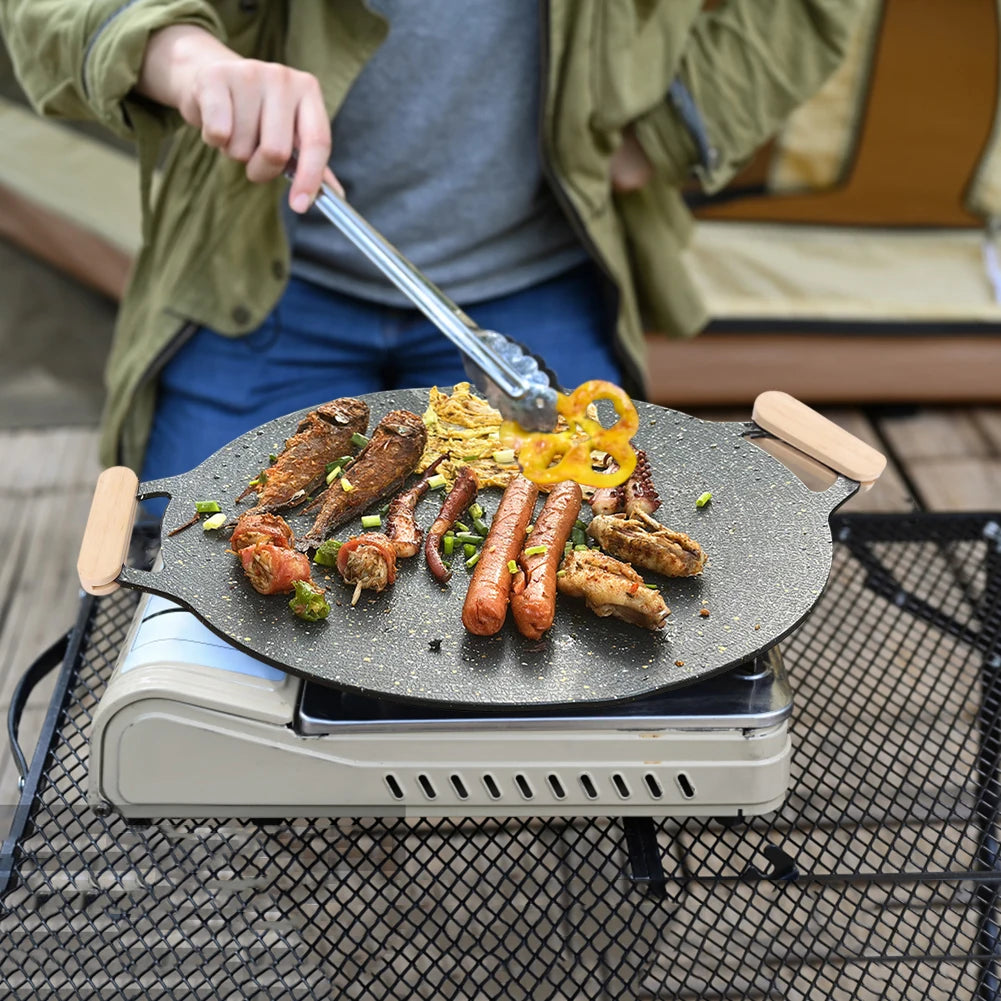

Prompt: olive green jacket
[0,0,864,470]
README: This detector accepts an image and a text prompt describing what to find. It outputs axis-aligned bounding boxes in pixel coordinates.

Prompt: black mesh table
[3,512,1001,1000]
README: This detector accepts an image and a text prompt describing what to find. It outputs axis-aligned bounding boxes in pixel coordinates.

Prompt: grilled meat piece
[386,456,444,558]
[557,549,669,630]
[298,410,428,552]
[587,509,706,577]
[238,398,370,514]
[239,543,313,595]
[336,533,398,605]
[588,458,624,515]
[230,512,294,552]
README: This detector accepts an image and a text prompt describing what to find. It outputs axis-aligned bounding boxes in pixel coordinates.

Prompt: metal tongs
[285,159,559,431]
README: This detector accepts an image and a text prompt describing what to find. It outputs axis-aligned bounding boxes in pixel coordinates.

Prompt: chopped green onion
[492,449,516,465]
[379,503,390,515]
[202,513,226,531]
[350,432,369,449]
[471,516,490,536]
[443,536,456,558]
[289,579,330,621]
[645,582,660,590]
[468,502,484,519]
[360,514,382,529]
[507,559,519,574]
[455,532,485,545]
[340,476,354,492]
[696,491,712,508]
[269,453,278,464]
[574,519,588,532]
[325,466,343,485]
[194,500,221,514]
[463,543,476,559]
[556,569,567,578]
[462,454,480,462]
[564,542,573,557]
[525,523,533,534]
[427,474,447,490]
[257,470,268,486]
[574,544,588,551]
[313,539,342,567]
[465,550,481,569]
[524,545,548,557]
[571,528,586,548]
[454,521,470,534]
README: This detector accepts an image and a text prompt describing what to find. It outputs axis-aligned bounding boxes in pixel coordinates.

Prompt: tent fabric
[685,220,1001,322]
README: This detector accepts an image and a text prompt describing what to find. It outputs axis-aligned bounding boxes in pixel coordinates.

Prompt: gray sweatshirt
[289,0,587,307]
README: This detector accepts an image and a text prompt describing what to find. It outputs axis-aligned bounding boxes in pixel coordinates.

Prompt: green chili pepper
[289,579,330,621]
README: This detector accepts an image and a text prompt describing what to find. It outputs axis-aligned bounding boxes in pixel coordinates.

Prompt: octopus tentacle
[623,449,660,517]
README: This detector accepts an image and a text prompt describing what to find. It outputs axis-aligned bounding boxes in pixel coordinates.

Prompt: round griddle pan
[78,389,885,710]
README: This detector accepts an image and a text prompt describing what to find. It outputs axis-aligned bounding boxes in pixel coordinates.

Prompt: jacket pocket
[613,181,706,338]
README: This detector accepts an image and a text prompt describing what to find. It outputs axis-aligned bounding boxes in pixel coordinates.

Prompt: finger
[245,75,294,184]
[196,76,234,149]
[224,67,263,163]
[289,90,331,212]
[322,166,345,198]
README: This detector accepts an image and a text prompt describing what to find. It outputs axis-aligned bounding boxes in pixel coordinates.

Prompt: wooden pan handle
[77,466,139,596]
[752,391,887,486]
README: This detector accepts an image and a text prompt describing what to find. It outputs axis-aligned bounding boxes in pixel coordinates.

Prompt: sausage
[510,480,582,640]
[462,475,539,636]
[425,466,479,583]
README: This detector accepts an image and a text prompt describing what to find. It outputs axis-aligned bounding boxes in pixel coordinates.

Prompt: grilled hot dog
[510,480,582,640]
[461,475,538,636]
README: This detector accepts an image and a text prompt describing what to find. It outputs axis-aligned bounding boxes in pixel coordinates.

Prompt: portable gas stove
[88,593,792,821]
[83,389,888,822]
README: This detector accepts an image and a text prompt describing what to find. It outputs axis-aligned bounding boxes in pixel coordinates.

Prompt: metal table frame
[3,511,1001,1001]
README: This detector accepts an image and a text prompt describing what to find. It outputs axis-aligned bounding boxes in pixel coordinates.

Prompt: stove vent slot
[644,773,664,800]
[579,773,599,800]
[384,774,405,801]
[482,773,503,800]
[546,773,567,800]
[416,773,438,800]
[449,774,470,801]
[676,772,696,800]
[514,773,535,800]
[611,773,631,799]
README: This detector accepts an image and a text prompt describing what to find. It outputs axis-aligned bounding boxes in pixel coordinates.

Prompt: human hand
[610,125,653,193]
[138,24,339,211]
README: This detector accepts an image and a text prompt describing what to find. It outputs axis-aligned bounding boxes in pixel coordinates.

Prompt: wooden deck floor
[2,403,999,811]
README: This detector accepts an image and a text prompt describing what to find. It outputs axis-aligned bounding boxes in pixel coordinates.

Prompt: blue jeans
[141,261,621,483]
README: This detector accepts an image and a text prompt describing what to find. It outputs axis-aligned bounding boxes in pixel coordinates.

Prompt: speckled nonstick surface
[121,388,858,710]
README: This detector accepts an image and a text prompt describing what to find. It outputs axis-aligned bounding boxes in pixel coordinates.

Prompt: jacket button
[272,260,285,280]
[232,306,252,326]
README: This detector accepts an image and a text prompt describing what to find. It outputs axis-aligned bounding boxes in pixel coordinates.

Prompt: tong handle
[295,167,527,401]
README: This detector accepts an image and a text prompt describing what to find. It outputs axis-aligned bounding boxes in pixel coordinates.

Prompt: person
[0,1,866,484]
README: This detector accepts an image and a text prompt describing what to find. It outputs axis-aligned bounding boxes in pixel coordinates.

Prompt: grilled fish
[298,409,428,552]
[587,509,707,577]
[557,549,669,630]
[238,398,370,515]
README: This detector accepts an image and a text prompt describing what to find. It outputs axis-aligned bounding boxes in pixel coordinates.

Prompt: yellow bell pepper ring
[500,380,640,488]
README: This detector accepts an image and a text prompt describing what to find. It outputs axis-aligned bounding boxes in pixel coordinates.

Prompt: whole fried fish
[239,398,370,515]
[297,409,428,552]
[557,549,669,630]
[587,509,707,577]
